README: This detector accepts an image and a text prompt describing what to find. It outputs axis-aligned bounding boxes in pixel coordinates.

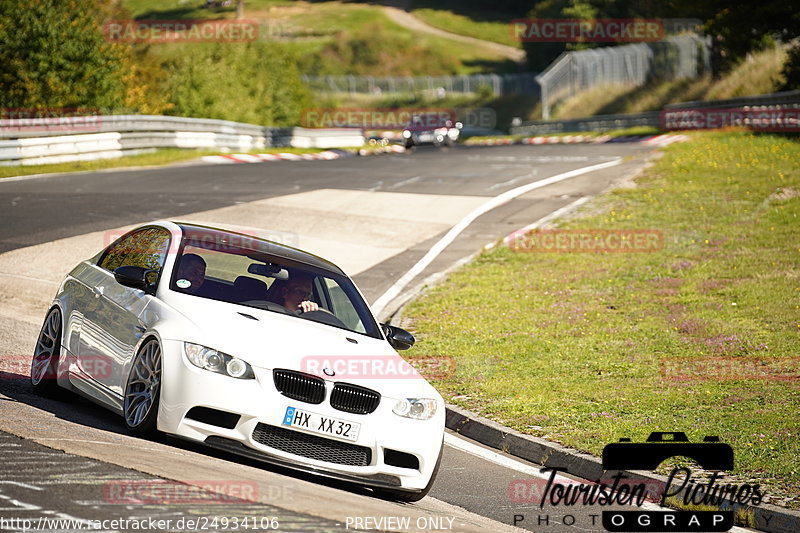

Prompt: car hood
[159,294,439,399]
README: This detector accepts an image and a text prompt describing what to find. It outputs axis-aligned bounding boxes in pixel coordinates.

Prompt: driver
[279,272,319,313]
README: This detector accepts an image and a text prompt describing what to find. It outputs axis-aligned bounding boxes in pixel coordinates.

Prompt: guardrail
[511,90,800,135]
[510,111,661,135]
[0,115,364,166]
[663,90,800,109]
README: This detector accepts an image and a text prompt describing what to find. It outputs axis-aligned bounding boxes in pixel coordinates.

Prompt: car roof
[174,222,345,276]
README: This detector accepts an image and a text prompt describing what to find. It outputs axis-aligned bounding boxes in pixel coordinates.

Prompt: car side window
[99,228,171,274]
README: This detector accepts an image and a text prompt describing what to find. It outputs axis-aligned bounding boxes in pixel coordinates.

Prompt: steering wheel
[240,300,292,314]
[297,308,348,329]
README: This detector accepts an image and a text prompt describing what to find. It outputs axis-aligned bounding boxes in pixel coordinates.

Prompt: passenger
[175,253,206,293]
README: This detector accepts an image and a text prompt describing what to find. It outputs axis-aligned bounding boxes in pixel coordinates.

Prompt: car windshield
[169,236,381,339]
[408,113,452,130]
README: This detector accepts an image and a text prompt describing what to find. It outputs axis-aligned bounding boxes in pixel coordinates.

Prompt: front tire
[30,307,63,396]
[124,339,162,437]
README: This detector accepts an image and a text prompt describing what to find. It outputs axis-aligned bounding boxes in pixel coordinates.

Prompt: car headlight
[392,398,438,420]
[184,342,254,379]
[402,130,412,138]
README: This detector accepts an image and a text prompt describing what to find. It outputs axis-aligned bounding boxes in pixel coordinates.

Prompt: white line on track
[371,159,622,316]
[389,175,422,189]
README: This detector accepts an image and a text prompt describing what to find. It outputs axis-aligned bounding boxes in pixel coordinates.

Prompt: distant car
[31,221,445,502]
[402,114,462,148]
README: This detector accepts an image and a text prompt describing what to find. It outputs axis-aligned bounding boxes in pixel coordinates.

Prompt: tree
[0,0,127,110]
[522,0,599,72]
[159,42,311,126]
[665,0,800,74]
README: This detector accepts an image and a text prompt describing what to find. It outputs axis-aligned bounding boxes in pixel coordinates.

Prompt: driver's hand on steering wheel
[297,300,319,314]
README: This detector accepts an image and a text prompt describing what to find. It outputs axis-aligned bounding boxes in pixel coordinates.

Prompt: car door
[77,227,170,402]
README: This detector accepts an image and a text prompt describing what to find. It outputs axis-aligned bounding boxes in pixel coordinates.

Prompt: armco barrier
[511,90,800,135]
[0,115,364,166]
[663,90,800,110]
[510,111,661,135]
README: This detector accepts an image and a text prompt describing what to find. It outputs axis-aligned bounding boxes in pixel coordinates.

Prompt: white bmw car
[31,221,444,501]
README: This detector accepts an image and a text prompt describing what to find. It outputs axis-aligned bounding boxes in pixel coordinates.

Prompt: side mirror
[114,266,157,295]
[381,323,415,351]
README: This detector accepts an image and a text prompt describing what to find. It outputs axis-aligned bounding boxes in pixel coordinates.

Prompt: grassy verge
[463,126,663,143]
[0,147,331,179]
[402,131,800,509]
[410,1,521,49]
[122,0,515,75]
[552,46,788,120]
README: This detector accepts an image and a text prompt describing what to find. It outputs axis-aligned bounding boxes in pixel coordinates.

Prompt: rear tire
[375,439,443,503]
[30,307,63,396]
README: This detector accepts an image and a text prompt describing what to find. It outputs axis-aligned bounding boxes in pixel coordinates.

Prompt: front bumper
[157,340,444,491]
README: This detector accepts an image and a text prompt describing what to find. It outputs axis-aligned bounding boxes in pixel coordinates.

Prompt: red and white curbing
[200,145,407,165]
[201,150,350,164]
[640,133,689,146]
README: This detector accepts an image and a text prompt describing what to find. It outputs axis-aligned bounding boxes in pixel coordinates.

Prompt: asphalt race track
[0,143,755,532]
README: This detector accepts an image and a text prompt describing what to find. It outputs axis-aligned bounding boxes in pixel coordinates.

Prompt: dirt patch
[769,186,800,202]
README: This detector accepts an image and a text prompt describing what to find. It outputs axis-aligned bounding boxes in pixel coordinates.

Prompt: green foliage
[667,0,800,74]
[779,44,800,91]
[0,0,127,110]
[155,42,310,126]
[521,0,800,77]
[298,22,462,76]
[522,0,604,71]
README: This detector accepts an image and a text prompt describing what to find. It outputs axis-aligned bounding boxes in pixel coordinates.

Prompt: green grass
[411,2,521,49]
[463,126,663,142]
[120,0,515,75]
[0,146,330,179]
[402,131,800,509]
[552,46,788,120]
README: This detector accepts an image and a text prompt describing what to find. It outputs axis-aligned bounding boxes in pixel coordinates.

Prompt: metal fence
[536,34,711,119]
[301,73,540,97]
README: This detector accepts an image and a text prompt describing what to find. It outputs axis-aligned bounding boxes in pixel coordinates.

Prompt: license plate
[418,133,433,142]
[282,406,361,442]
